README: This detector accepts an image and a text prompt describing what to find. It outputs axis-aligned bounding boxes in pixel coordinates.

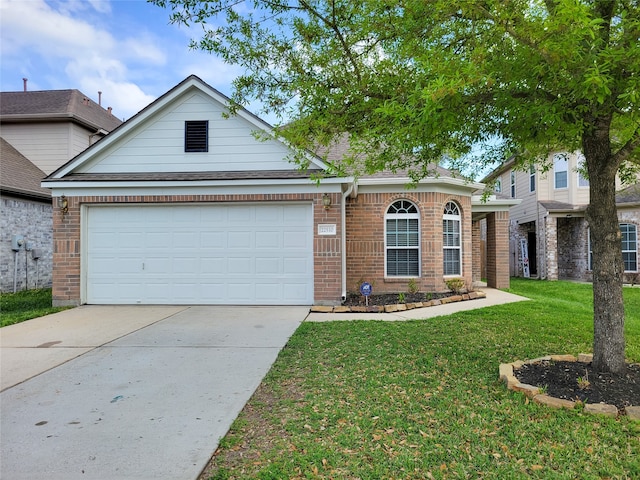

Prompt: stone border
[500,354,640,420]
[311,291,486,313]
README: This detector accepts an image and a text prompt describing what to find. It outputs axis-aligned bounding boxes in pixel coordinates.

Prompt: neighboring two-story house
[483,152,640,282]
[0,88,121,292]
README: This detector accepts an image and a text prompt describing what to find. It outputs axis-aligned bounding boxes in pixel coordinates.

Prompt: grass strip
[0,289,70,327]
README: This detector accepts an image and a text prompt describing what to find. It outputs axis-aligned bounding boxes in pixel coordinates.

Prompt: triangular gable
[47,75,328,179]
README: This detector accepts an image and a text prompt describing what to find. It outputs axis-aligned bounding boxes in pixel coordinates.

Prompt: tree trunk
[584,125,626,374]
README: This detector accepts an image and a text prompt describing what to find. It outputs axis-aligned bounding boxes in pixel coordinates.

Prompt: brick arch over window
[385,199,420,277]
[443,200,462,276]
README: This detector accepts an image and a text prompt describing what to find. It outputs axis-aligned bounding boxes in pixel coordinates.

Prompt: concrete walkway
[0,288,527,480]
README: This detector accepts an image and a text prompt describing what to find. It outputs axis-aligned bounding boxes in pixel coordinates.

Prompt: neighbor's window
[510,171,516,198]
[621,223,638,272]
[577,153,589,187]
[185,120,208,152]
[529,165,536,192]
[588,223,637,272]
[554,153,568,189]
[385,200,420,276]
[443,201,461,276]
[494,177,502,193]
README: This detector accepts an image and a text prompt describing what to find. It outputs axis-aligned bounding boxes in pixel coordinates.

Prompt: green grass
[203,279,640,479]
[0,289,71,327]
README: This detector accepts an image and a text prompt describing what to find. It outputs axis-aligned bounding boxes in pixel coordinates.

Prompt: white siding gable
[77,90,300,174]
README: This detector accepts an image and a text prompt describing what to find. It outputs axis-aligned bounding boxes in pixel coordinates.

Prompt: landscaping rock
[310,305,334,313]
[513,382,540,398]
[584,403,618,418]
[533,394,576,409]
[625,406,640,421]
[550,354,577,362]
[578,353,593,363]
[333,306,351,313]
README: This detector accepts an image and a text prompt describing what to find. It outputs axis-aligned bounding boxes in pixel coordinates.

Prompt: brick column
[545,216,558,280]
[472,219,482,284]
[486,211,510,289]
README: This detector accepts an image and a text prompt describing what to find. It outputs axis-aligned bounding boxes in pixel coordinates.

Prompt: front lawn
[0,289,71,327]
[202,279,640,479]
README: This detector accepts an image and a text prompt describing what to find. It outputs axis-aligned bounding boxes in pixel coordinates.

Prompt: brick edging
[310,291,486,313]
[499,354,640,420]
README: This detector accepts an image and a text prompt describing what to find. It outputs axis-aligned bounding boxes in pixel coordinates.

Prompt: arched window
[385,200,420,276]
[443,201,461,276]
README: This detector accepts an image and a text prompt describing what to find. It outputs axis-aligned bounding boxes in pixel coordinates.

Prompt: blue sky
[0,0,253,122]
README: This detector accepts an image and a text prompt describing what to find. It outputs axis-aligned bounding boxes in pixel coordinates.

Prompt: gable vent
[185,120,209,152]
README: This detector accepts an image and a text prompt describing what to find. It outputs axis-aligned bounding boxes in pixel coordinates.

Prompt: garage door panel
[86,203,313,304]
[255,257,279,274]
[255,231,280,248]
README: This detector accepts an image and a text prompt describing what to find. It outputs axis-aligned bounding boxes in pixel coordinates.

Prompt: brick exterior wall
[344,192,473,295]
[486,211,511,289]
[509,208,640,282]
[52,193,342,306]
[1,196,53,292]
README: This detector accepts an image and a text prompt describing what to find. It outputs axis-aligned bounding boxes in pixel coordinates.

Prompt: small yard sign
[360,282,372,306]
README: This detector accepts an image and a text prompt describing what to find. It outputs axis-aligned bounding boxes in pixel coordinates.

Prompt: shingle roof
[314,133,455,180]
[539,201,587,212]
[0,89,122,131]
[616,183,640,204]
[0,137,51,200]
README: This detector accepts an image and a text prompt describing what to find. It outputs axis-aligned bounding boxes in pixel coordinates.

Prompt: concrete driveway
[0,305,306,480]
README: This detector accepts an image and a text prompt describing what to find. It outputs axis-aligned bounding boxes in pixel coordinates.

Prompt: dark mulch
[343,292,451,306]
[515,360,640,413]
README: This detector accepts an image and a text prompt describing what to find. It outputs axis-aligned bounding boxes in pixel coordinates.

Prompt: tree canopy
[153,0,639,178]
[153,0,640,372]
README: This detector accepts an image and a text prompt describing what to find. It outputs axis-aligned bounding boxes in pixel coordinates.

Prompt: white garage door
[85,203,314,305]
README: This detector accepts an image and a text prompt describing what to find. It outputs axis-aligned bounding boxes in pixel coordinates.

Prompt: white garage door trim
[82,203,314,305]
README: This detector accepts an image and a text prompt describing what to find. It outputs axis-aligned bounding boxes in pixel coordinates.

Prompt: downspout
[341,181,356,302]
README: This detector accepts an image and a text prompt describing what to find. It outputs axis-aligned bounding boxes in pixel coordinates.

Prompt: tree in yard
[152,0,640,373]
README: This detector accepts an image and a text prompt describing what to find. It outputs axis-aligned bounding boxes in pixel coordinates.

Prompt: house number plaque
[318,224,337,235]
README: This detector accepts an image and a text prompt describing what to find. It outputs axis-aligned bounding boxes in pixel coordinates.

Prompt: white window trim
[384,200,421,278]
[510,171,516,198]
[529,165,536,193]
[588,224,638,273]
[577,153,589,188]
[554,153,569,190]
[443,201,462,277]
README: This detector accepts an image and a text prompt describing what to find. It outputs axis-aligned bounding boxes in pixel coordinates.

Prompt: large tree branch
[612,126,640,165]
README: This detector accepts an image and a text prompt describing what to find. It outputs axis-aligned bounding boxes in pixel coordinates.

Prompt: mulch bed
[515,360,640,412]
[342,292,451,306]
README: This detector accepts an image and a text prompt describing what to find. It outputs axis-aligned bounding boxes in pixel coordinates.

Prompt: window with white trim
[510,171,516,198]
[621,224,638,271]
[494,177,502,193]
[385,200,420,276]
[554,153,568,189]
[588,223,638,272]
[529,165,536,192]
[443,201,461,276]
[577,153,589,187]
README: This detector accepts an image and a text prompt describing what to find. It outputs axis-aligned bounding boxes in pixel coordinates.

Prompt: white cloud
[0,0,169,117]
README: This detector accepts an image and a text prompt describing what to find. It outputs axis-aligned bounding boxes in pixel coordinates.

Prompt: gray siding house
[484,153,640,282]
[0,88,121,292]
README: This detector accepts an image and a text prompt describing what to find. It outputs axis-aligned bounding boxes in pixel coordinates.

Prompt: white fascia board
[45,177,352,197]
[356,176,484,194]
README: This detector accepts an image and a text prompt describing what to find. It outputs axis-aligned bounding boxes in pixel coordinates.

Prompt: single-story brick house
[43,75,517,307]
